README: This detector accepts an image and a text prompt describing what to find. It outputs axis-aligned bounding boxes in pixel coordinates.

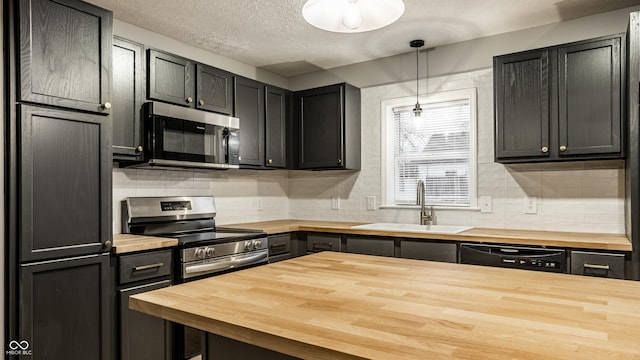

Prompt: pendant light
[302,0,405,33]
[410,39,424,117]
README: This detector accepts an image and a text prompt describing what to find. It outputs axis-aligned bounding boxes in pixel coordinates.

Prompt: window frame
[380,88,478,209]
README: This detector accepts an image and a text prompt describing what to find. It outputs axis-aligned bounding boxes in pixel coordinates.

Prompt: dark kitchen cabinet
[112,37,145,160]
[18,0,112,114]
[570,250,625,279]
[306,233,342,253]
[148,49,195,107]
[234,76,265,166]
[494,34,624,163]
[399,240,458,263]
[265,86,290,168]
[18,105,112,262]
[116,250,173,360]
[268,234,292,263]
[345,237,395,257]
[20,253,111,360]
[196,64,233,115]
[295,83,361,170]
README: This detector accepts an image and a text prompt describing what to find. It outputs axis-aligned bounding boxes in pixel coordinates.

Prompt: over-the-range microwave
[134,101,240,170]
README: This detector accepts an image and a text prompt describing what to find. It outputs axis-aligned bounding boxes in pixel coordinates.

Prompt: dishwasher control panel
[460,243,567,273]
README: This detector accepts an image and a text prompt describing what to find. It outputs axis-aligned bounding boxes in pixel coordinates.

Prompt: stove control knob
[205,247,215,257]
[253,240,262,250]
[195,248,206,259]
[244,241,252,252]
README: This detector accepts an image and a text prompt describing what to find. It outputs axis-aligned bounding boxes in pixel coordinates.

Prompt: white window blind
[392,99,471,206]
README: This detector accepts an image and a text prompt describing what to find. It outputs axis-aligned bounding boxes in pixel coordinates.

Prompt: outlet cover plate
[479,196,492,213]
[524,196,537,214]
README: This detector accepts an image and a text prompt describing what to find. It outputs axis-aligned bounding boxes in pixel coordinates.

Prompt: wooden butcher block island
[130,252,640,360]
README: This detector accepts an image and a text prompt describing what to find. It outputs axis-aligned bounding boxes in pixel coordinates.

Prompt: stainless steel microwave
[141,101,240,169]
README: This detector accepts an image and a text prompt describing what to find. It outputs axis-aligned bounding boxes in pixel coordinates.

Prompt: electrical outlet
[366,196,376,211]
[256,197,263,211]
[524,196,537,214]
[331,196,340,210]
[479,196,492,213]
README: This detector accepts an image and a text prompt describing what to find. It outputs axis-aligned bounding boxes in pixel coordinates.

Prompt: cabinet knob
[186,97,193,104]
[559,145,567,152]
[102,102,112,109]
[268,159,273,164]
[337,159,342,165]
[198,99,205,106]
[136,145,143,152]
[541,146,549,153]
[104,240,112,249]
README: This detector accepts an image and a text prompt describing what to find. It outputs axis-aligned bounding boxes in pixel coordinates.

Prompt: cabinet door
[20,253,111,360]
[234,77,265,166]
[558,36,622,157]
[19,105,111,262]
[400,241,457,263]
[112,37,144,160]
[196,64,233,115]
[18,0,112,114]
[494,50,550,160]
[265,86,288,168]
[345,237,394,257]
[297,84,344,169]
[120,280,172,360]
[148,49,195,107]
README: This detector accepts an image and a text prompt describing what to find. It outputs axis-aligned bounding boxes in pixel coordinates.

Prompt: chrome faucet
[416,180,433,225]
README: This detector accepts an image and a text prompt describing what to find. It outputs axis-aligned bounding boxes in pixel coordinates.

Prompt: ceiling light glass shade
[302,0,405,33]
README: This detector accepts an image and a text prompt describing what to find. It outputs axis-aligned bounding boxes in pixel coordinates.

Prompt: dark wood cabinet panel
[494,50,550,160]
[345,237,394,257]
[19,105,111,262]
[234,76,265,166]
[119,280,172,360]
[265,86,288,168]
[494,34,624,163]
[112,37,144,160]
[296,83,360,170]
[148,49,195,106]
[18,0,112,114]
[558,37,622,157]
[20,253,111,360]
[399,241,458,263]
[196,64,233,115]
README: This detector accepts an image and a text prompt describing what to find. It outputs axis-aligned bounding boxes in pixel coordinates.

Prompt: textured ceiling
[88,0,640,77]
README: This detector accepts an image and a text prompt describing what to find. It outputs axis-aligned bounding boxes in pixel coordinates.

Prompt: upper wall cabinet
[265,86,290,168]
[112,37,144,160]
[234,76,265,167]
[295,83,361,170]
[147,49,233,115]
[18,0,112,114]
[494,34,624,163]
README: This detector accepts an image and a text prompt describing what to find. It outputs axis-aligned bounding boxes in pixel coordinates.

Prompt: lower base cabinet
[399,240,457,263]
[345,237,394,257]
[570,250,625,279]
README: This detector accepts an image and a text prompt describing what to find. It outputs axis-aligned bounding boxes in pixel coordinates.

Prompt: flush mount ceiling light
[302,0,405,33]
[411,39,424,117]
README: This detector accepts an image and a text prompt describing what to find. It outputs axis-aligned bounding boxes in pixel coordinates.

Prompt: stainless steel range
[121,195,268,359]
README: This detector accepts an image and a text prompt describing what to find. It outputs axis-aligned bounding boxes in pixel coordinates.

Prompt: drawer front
[268,234,291,256]
[307,234,341,252]
[345,237,394,257]
[401,241,457,263]
[119,250,172,285]
[570,251,624,279]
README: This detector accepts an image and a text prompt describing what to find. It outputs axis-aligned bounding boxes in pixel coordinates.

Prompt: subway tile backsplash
[113,68,626,235]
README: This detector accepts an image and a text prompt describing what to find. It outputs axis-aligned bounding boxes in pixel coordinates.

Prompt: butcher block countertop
[112,233,178,254]
[224,219,632,251]
[130,252,640,360]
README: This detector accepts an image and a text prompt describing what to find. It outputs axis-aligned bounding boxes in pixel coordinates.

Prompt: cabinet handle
[198,99,205,106]
[134,262,165,271]
[136,145,143,152]
[583,263,610,270]
[559,145,567,152]
[541,146,548,153]
[186,97,193,104]
[269,243,287,252]
[312,242,333,251]
[268,159,273,164]
[102,102,112,109]
[337,159,342,165]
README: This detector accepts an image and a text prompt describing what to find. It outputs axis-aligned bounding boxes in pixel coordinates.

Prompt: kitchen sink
[350,223,474,234]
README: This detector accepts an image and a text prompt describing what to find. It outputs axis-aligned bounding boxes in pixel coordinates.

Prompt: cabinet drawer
[307,234,341,252]
[345,237,394,257]
[119,250,172,285]
[400,241,457,263]
[268,234,291,256]
[570,251,624,279]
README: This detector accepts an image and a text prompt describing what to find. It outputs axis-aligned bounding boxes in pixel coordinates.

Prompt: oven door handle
[184,251,268,276]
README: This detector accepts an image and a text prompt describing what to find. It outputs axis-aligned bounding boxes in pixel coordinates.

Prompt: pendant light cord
[415,46,419,104]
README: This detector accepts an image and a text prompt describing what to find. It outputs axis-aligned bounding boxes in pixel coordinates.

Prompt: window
[381,89,477,208]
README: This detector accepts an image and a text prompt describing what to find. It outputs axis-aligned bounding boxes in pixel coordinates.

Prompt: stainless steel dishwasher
[459,243,567,273]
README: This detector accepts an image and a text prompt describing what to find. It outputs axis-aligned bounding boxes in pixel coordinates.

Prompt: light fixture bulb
[342,1,363,30]
[413,103,422,117]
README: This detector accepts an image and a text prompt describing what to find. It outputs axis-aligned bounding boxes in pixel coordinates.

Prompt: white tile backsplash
[113,69,627,235]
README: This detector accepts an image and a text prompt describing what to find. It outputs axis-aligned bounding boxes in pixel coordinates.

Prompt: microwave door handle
[222,128,229,161]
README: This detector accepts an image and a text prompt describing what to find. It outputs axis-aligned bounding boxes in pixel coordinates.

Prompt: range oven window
[153,115,226,163]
